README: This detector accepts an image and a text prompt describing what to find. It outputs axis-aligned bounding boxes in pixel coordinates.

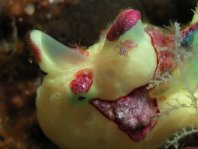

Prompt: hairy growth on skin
[160,126,198,149]
[156,22,198,116]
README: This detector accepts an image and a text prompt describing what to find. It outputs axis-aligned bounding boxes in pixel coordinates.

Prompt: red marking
[90,86,159,141]
[72,45,89,57]
[147,28,175,50]
[107,9,141,41]
[181,22,198,40]
[70,69,93,94]
[147,28,176,75]
[79,50,89,56]
[29,40,42,63]
[119,40,137,49]
[156,50,176,75]
[116,40,137,56]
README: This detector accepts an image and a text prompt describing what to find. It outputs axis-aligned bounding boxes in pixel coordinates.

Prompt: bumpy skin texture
[90,87,158,141]
[31,8,198,149]
[106,9,141,41]
[70,69,93,94]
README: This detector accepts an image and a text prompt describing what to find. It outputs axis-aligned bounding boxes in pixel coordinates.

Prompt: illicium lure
[30,6,198,149]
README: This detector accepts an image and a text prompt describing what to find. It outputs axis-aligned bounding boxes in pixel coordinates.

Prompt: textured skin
[147,28,176,75]
[90,86,158,141]
[107,9,141,41]
[70,69,93,94]
[31,7,198,149]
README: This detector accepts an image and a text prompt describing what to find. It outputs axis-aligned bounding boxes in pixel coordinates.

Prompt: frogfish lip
[89,86,159,141]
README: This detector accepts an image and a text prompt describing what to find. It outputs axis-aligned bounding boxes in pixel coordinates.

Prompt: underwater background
[0,0,197,148]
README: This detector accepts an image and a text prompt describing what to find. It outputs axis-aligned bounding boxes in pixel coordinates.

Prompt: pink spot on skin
[79,50,89,56]
[90,86,159,141]
[107,9,141,41]
[116,40,137,56]
[119,40,137,49]
[29,40,42,63]
[70,69,93,94]
[70,44,89,56]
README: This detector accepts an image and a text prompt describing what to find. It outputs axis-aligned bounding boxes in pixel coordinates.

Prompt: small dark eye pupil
[78,96,86,101]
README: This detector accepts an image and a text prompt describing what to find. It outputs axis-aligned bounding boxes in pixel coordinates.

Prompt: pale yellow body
[36,73,198,149]
[31,7,198,149]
